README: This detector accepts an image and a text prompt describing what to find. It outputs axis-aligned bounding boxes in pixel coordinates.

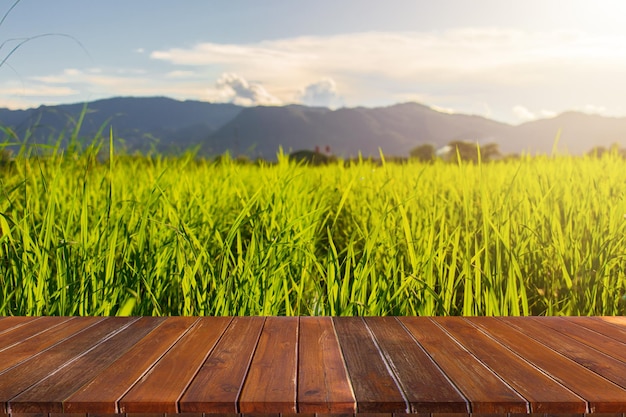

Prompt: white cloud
[430,104,456,114]
[540,109,557,118]
[513,106,561,122]
[150,29,626,85]
[210,73,281,106]
[166,70,196,79]
[26,68,187,98]
[148,29,626,121]
[513,105,537,122]
[7,28,626,121]
[296,78,342,108]
[0,97,42,110]
[4,85,79,97]
[577,104,607,115]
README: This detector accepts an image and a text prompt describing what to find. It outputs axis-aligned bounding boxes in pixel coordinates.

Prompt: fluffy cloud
[4,85,79,97]
[8,29,626,120]
[150,29,626,85]
[25,67,204,99]
[149,29,626,122]
[296,78,343,108]
[513,105,537,122]
[513,106,569,123]
[577,104,607,114]
[212,73,281,106]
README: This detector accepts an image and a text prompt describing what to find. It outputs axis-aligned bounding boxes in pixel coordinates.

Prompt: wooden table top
[0,316,625,415]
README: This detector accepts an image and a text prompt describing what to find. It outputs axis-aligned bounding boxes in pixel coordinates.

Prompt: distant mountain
[2,96,626,158]
[205,102,513,158]
[509,112,626,155]
[0,97,242,153]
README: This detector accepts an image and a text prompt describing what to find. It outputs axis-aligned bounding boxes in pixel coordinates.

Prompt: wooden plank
[64,317,198,414]
[0,317,42,337]
[0,317,101,376]
[332,317,407,413]
[537,317,626,363]
[0,317,130,406]
[118,316,231,413]
[0,317,72,352]
[501,317,626,389]
[49,413,86,417]
[365,317,467,413]
[297,316,356,413]
[398,317,527,414]
[433,317,585,413]
[569,316,626,343]
[238,316,299,413]
[594,316,626,328]
[469,316,626,413]
[179,316,264,413]
[86,414,124,417]
[9,317,165,413]
[10,413,51,417]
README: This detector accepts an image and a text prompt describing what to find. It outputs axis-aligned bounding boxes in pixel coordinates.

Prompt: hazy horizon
[2,0,626,124]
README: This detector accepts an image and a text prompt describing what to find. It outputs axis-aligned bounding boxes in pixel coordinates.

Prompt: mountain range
[1,96,625,158]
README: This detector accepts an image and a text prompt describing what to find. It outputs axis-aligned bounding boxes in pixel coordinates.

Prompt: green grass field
[1,145,625,316]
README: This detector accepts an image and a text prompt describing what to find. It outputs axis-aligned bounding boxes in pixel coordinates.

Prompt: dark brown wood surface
[118,317,231,413]
[238,316,299,413]
[10,317,165,413]
[333,317,407,413]
[0,316,625,414]
[179,316,265,413]
[64,316,198,413]
[399,317,528,414]
[469,317,626,413]
[432,317,585,413]
[297,317,355,413]
[365,317,467,413]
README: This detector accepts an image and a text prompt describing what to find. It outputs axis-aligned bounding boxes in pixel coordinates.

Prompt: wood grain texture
[179,316,265,413]
[333,317,407,413]
[0,317,100,375]
[9,317,165,413]
[538,316,626,363]
[238,316,299,413]
[469,316,626,413]
[64,317,198,414]
[502,316,626,388]
[0,317,60,350]
[365,317,467,413]
[572,316,626,343]
[398,317,527,414]
[434,317,585,413]
[1,316,626,415]
[118,317,231,413]
[0,318,131,405]
[0,317,74,353]
[297,316,355,413]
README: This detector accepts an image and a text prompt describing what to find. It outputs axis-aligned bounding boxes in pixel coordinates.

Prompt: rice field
[0,144,625,316]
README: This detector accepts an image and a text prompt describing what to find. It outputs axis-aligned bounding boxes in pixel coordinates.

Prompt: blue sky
[1,0,626,124]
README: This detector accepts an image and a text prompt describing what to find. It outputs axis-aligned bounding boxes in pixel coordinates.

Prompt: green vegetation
[0,140,625,316]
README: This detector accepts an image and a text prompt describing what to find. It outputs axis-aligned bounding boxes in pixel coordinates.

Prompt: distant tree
[0,148,13,169]
[447,141,479,163]
[481,142,501,162]
[289,150,336,165]
[587,146,608,158]
[609,143,626,159]
[235,155,251,165]
[588,143,626,158]
[445,141,501,163]
[409,144,435,162]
